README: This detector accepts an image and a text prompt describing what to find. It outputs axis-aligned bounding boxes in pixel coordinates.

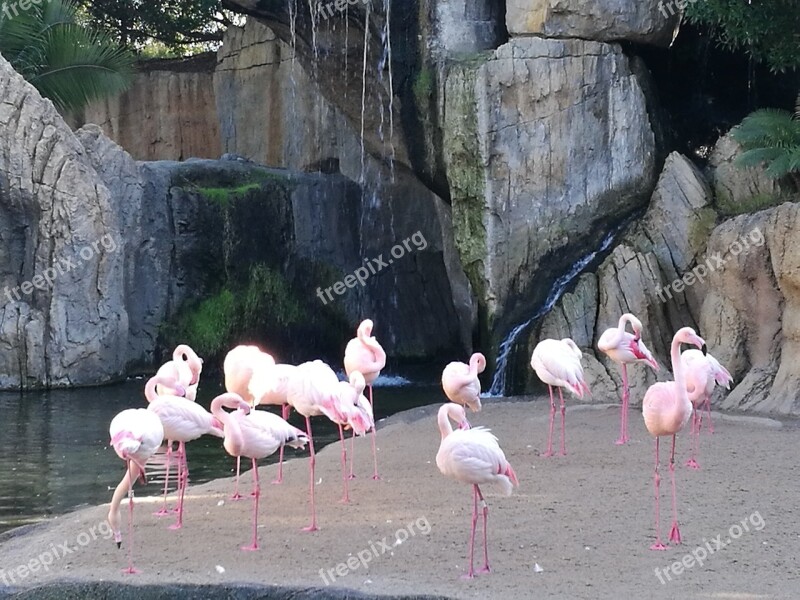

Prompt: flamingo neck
[144,377,161,403]
[670,337,688,403]
[437,407,454,440]
[468,354,481,376]
[211,397,244,456]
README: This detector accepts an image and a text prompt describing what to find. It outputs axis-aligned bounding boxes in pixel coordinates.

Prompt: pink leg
[368,385,380,480]
[347,430,357,480]
[685,408,700,469]
[668,434,682,544]
[231,456,243,500]
[615,365,629,445]
[650,437,667,550]
[302,416,318,532]
[123,460,140,574]
[461,484,478,579]
[154,441,173,516]
[338,424,350,503]
[242,458,260,551]
[272,404,291,484]
[476,485,490,574]
[170,442,184,513]
[559,387,567,456]
[170,443,188,530]
[543,385,555,457]
[704,395,714,434]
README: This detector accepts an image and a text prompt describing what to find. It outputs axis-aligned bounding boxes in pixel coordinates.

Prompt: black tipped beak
[701,343,708,356]
[116,541,121,549]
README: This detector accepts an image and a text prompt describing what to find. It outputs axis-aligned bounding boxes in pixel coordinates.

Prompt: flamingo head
[560,338,582,358]
[471,353,487,374]
[358,319,374,339]
[349,370,367,396]
[446,403,469,430]
[174,344,202,384]
[674,327,705,351]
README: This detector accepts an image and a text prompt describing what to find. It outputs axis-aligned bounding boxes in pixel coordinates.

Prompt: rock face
[0,55,128,389]
[444,37,657,338]
[506,0,678,45]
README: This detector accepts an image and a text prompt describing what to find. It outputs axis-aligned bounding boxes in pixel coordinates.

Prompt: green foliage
[685,0,800,72]
[0,0,135,111]
[412,68,434,107]
[732,108,800,180]
[242,264,303,329]
[172,288,236,357]
[198,182,262,206]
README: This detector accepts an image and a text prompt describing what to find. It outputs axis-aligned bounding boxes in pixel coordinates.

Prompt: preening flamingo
[642,326,705,550]
[333,370,375,502]
[682,349,732,469]
[107,408,164,574]
[436,403,518,579]
[155,344,203,401]
[597,313,659,445]
[145,375,223,529]
[442,352,487,424]
[287,360,352,531]
[344,319,386,479]
[211,393,308,551]
[223,345,277,496]
[530,338,590,456]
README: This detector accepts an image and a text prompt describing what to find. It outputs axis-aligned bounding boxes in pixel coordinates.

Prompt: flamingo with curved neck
[442,353,487,419]
[598,313,659,445]
[642,326,705,550]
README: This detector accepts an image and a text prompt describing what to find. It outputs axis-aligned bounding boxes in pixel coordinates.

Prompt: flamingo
[436,403,519,579]
[597,313,660,445]
[107,408,164,574]
[223,345,277,496]
[442,352,487,424]
[286,360,351,531]
[155,344,203,401]
[332,370,375,503]
[211,392,308,551]
[145,375,223,528]
[682,349,733,469]
[530,338,590,456]
[344,319,386,480]
[642,326,705,550]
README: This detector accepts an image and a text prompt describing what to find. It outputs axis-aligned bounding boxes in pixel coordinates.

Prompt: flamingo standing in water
[530,338,590,456]
[436,403,519,579]
[145,375,224,529]
[155,344,203,401]
[642,327,705,550]
[442,352,487,426]
[287,360,352,531]
[682,349,732,469]
[223,345,277,496]
[344,319,386,480]
[107,408,164,574]
[597,314,659,445]
[211,392,308,550]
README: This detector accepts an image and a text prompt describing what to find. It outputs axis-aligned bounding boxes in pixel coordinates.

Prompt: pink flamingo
[107,408,164,574]
[530,338,590,456]
[642,326,705,550]
[344,319,386,480]
[682,349,732,469]
[332,370,375,503]
[597,313,660,445]
[436,403,519,579]
[286,360,352,531]
[223,345,277,496]
[155,344,203,401]
[442,352,487,425]
[145,374,223,528]
[211,392,308,551]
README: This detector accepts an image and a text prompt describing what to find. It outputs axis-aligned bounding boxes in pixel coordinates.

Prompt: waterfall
[486,229,619,397]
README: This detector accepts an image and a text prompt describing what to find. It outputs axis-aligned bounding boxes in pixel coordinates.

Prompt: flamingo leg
[348,430,357,480]
[462,484,479,579]
[368,385,380,480]
[302,416,319,532]
[123,459,140,574]
[170,442,184,514]
[242,458,260,551]
[231,456,243,500]
[543,385,556,457]
[559,387,567,456]
[615,364,629,445]
[686,408,700,469]
[272,404,291,484]
[668,434,682,544]
[650,437,667,550]
[170,442,188,530]
[154,441,173,516]
[704,394,714,434]
[476,485,490,574]
[338,424,350,503]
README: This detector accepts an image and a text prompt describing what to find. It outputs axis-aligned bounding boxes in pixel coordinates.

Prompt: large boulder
[506,0,678,45]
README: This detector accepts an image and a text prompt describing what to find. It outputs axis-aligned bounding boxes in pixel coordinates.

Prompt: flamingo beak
[459,420,471,430]
[701,343,708,356]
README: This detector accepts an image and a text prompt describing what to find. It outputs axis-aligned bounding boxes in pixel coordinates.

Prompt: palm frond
[732,109,800,149]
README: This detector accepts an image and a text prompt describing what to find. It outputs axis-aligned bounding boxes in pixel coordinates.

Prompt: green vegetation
[715,192,788,217]
[0,0,135,111]
[198,182,262,205]
[242,264,303,330]
[732,102,800,188]
[171,288,236,356]
[412,68,434,108]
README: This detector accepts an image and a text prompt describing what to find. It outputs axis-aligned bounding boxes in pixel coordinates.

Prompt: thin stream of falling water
[288,0,298,164]
[359,2,370,186]
[385,0,395,181]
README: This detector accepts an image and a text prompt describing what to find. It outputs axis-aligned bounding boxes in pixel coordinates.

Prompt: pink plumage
[155,344,203,401]
[442,352,487,416]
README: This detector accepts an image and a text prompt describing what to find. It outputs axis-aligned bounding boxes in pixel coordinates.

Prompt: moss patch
[198,182,262,205]
[715,192,788,217]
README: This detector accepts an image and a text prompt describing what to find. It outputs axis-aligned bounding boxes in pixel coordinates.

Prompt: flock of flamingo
[107,313,732,579]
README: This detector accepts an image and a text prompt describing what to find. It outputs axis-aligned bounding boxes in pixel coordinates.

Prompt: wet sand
[0,397,798,599]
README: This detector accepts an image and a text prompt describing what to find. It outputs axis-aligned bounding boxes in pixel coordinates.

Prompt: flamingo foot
[541,450,554,458]
[614,437,627,445]
[347,474,357,480]
[153,508,171,517]
[477,565,491,574]
[669,523,682,544]
[250,490,258,497]
[122,566,141,575]
[241,544,259,552]
[340,496,350,504]
[270,476,283,485]
[460,571,475,580]
[302,524,319,532]
[559,451,567,457]
[230,493,244,501]
[685,458,700,470]
[372,474,381,481]
[650,542,668,551]
[168,522,183,531]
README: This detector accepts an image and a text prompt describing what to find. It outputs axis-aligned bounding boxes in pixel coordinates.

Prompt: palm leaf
[732,109,800,149]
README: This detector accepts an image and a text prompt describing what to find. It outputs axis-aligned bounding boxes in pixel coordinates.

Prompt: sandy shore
[0,396,798,599]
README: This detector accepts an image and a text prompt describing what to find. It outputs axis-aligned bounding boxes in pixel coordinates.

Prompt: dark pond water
[0,375,443,534]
